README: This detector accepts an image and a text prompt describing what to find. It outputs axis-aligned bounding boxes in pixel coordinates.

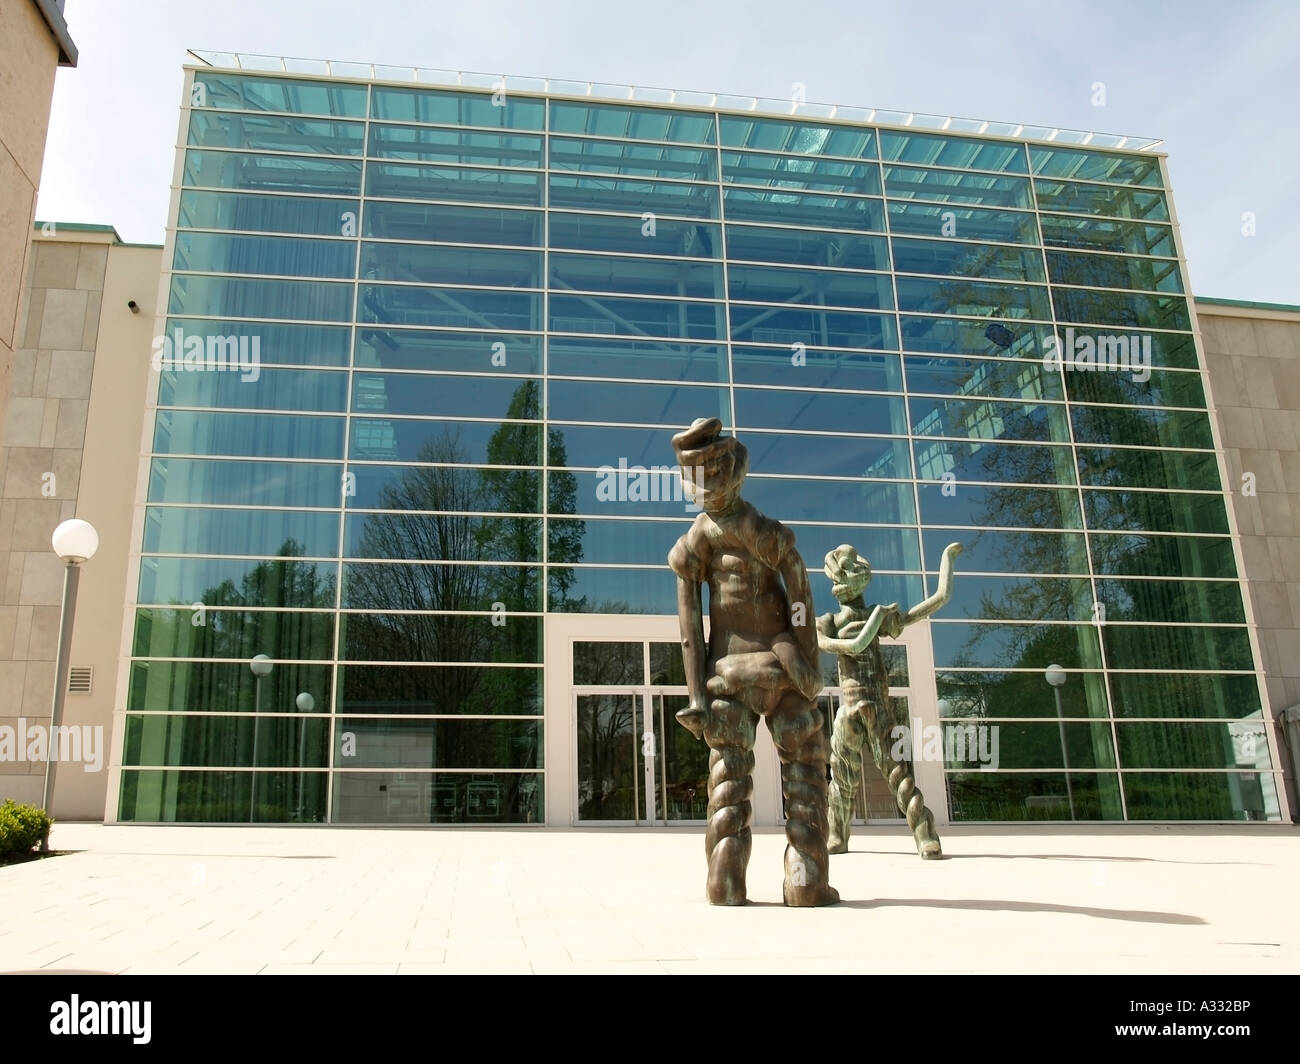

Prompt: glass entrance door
[573,638,709,825]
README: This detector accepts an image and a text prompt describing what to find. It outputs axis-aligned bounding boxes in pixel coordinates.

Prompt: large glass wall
[118,70,1275,823]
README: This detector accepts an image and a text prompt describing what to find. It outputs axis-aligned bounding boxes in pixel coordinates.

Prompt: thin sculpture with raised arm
[668,417,837,907]
[816,542,962,857]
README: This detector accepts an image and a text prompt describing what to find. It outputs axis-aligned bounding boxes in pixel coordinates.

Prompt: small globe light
[51,518,99,563]
[295,692,315,712]
[936,698,952,716]
[1044,664,1067,688]
[250,654,274,678]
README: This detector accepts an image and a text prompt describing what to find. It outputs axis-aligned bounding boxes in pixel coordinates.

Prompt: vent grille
[68,666,93,694]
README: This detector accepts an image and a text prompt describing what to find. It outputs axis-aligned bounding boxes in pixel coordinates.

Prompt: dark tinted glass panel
[733,346,899,391]
[548,379,727,425]
[723,188,884,232]
[143,506,339,557]
[124,715,329,769]
[1029,145,1162,187]
[153,410,344,459]
[139,556,337,608]
[729,306,896,350]
[937,670,1108,720]
[187,111,364,154]
[722,151,880,194]
[724,225,889,270]
[148,458,342,507]
[901,316,1054,359]
[1120,772,1277,821]
[334,718,541,770]
[360,243,541,287]
[904,354,1062,401]
[1065,366,1205,408]
[896,276,1051,321]
[911,397,1070,444]
[734,387,901,432]
[1096,578,1245,625]
[718,116,874,157]
[917,483,1081,529]
[886,202,1038,245]
[1046,250,1182,294]
[891,238,1045,283]
[350,418,541,465]
[342,563,541,611]
[1076,446,1221,491]
[1090,533,1237,579]
[340,613,541,662]
[553,566,677,614]
[1102,624,1253,671]
[1033,179,1169,222]
[551,101,715,144]
[728,264,892,311]
[1071,405,1214,451]
[340,665,542,715]
[158,367,348,412]
[127,659,332,713]
[1053,288,1190,332]
[352,373,541,419]
[574,641,644,684]
[552,253,721,299]
[344,514,542,562]
[1083,489,1229,535]
[371,86,544,129]
[552,294,721,340]
[947,772,1122,821]
[913,439,1076,485]
[551,136,716,180]
[937,575,1092,622]
[1108,672,1261,720]
[549,337,728,383]
[783,525,921,572]
[164,319,350,366]
[1039,214,1175,257]
[195,74,367,117]
[547,423,686,470]
[744,431,910,479]
[882,165,1032,209]
[744,476,914,524]
[170,274,352,321]
[563,469,702,519]
[331,771,542,824]
[119,769,328,823]
[549,175,716,218]
[183,149,362,195]
[365,162,542,205]
[550,518,690,565]
[941,721,1115,770]
[178,190,360,236]
[879,130,1027,173]
[355,329,541,374]
[931,622,1102,670]
[367,124,543,166]
[347,466,541,513]
[923,529,1089,574]
[132,608,334,660]
[550,212,719,259]
[360,284,538,330]
[363,200,542,245]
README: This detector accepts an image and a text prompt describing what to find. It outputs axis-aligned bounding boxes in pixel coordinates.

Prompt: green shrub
[0,800,53,856]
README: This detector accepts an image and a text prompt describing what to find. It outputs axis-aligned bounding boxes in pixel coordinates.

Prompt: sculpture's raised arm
[901,542,963,626]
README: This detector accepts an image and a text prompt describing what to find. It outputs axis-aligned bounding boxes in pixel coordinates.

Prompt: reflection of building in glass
[19,53,1290,826]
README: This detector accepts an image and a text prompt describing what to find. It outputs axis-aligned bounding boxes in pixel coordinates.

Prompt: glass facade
[118,67,1277,824]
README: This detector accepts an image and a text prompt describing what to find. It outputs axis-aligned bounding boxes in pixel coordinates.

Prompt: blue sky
[37,0,1300,303]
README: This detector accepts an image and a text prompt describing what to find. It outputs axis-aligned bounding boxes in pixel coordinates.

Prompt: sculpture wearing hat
[668,417,837,906]
[816,542,962,857]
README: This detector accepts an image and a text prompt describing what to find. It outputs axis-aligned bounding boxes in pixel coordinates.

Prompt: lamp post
[1045,664,1075,821]
[295,691,314,821]
[41,520,99,850]
[249,654,273,821]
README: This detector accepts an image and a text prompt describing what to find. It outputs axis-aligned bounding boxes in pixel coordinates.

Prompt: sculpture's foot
[706,833,749,905]
[914,820,943,860]
[675,705,707,740]
[784,882,840,907]
[827,832,848,855]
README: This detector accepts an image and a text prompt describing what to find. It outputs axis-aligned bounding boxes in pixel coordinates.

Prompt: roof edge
[32,0,78,67]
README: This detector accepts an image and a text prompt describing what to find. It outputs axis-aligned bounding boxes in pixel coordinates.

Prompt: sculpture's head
[672,417,748,515]
[823,544,871,602]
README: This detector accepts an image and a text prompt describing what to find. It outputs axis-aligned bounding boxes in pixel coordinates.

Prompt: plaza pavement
[0,821,1295,974]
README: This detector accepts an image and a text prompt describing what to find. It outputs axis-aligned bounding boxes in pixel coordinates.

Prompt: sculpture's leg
[827,692,869,854]
[703,696,757,905]
[862,698,943,860]
[768,692,839,906]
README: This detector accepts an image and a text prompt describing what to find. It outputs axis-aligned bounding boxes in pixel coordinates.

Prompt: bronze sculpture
[668,418,837,906]
[816,542,962,858]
